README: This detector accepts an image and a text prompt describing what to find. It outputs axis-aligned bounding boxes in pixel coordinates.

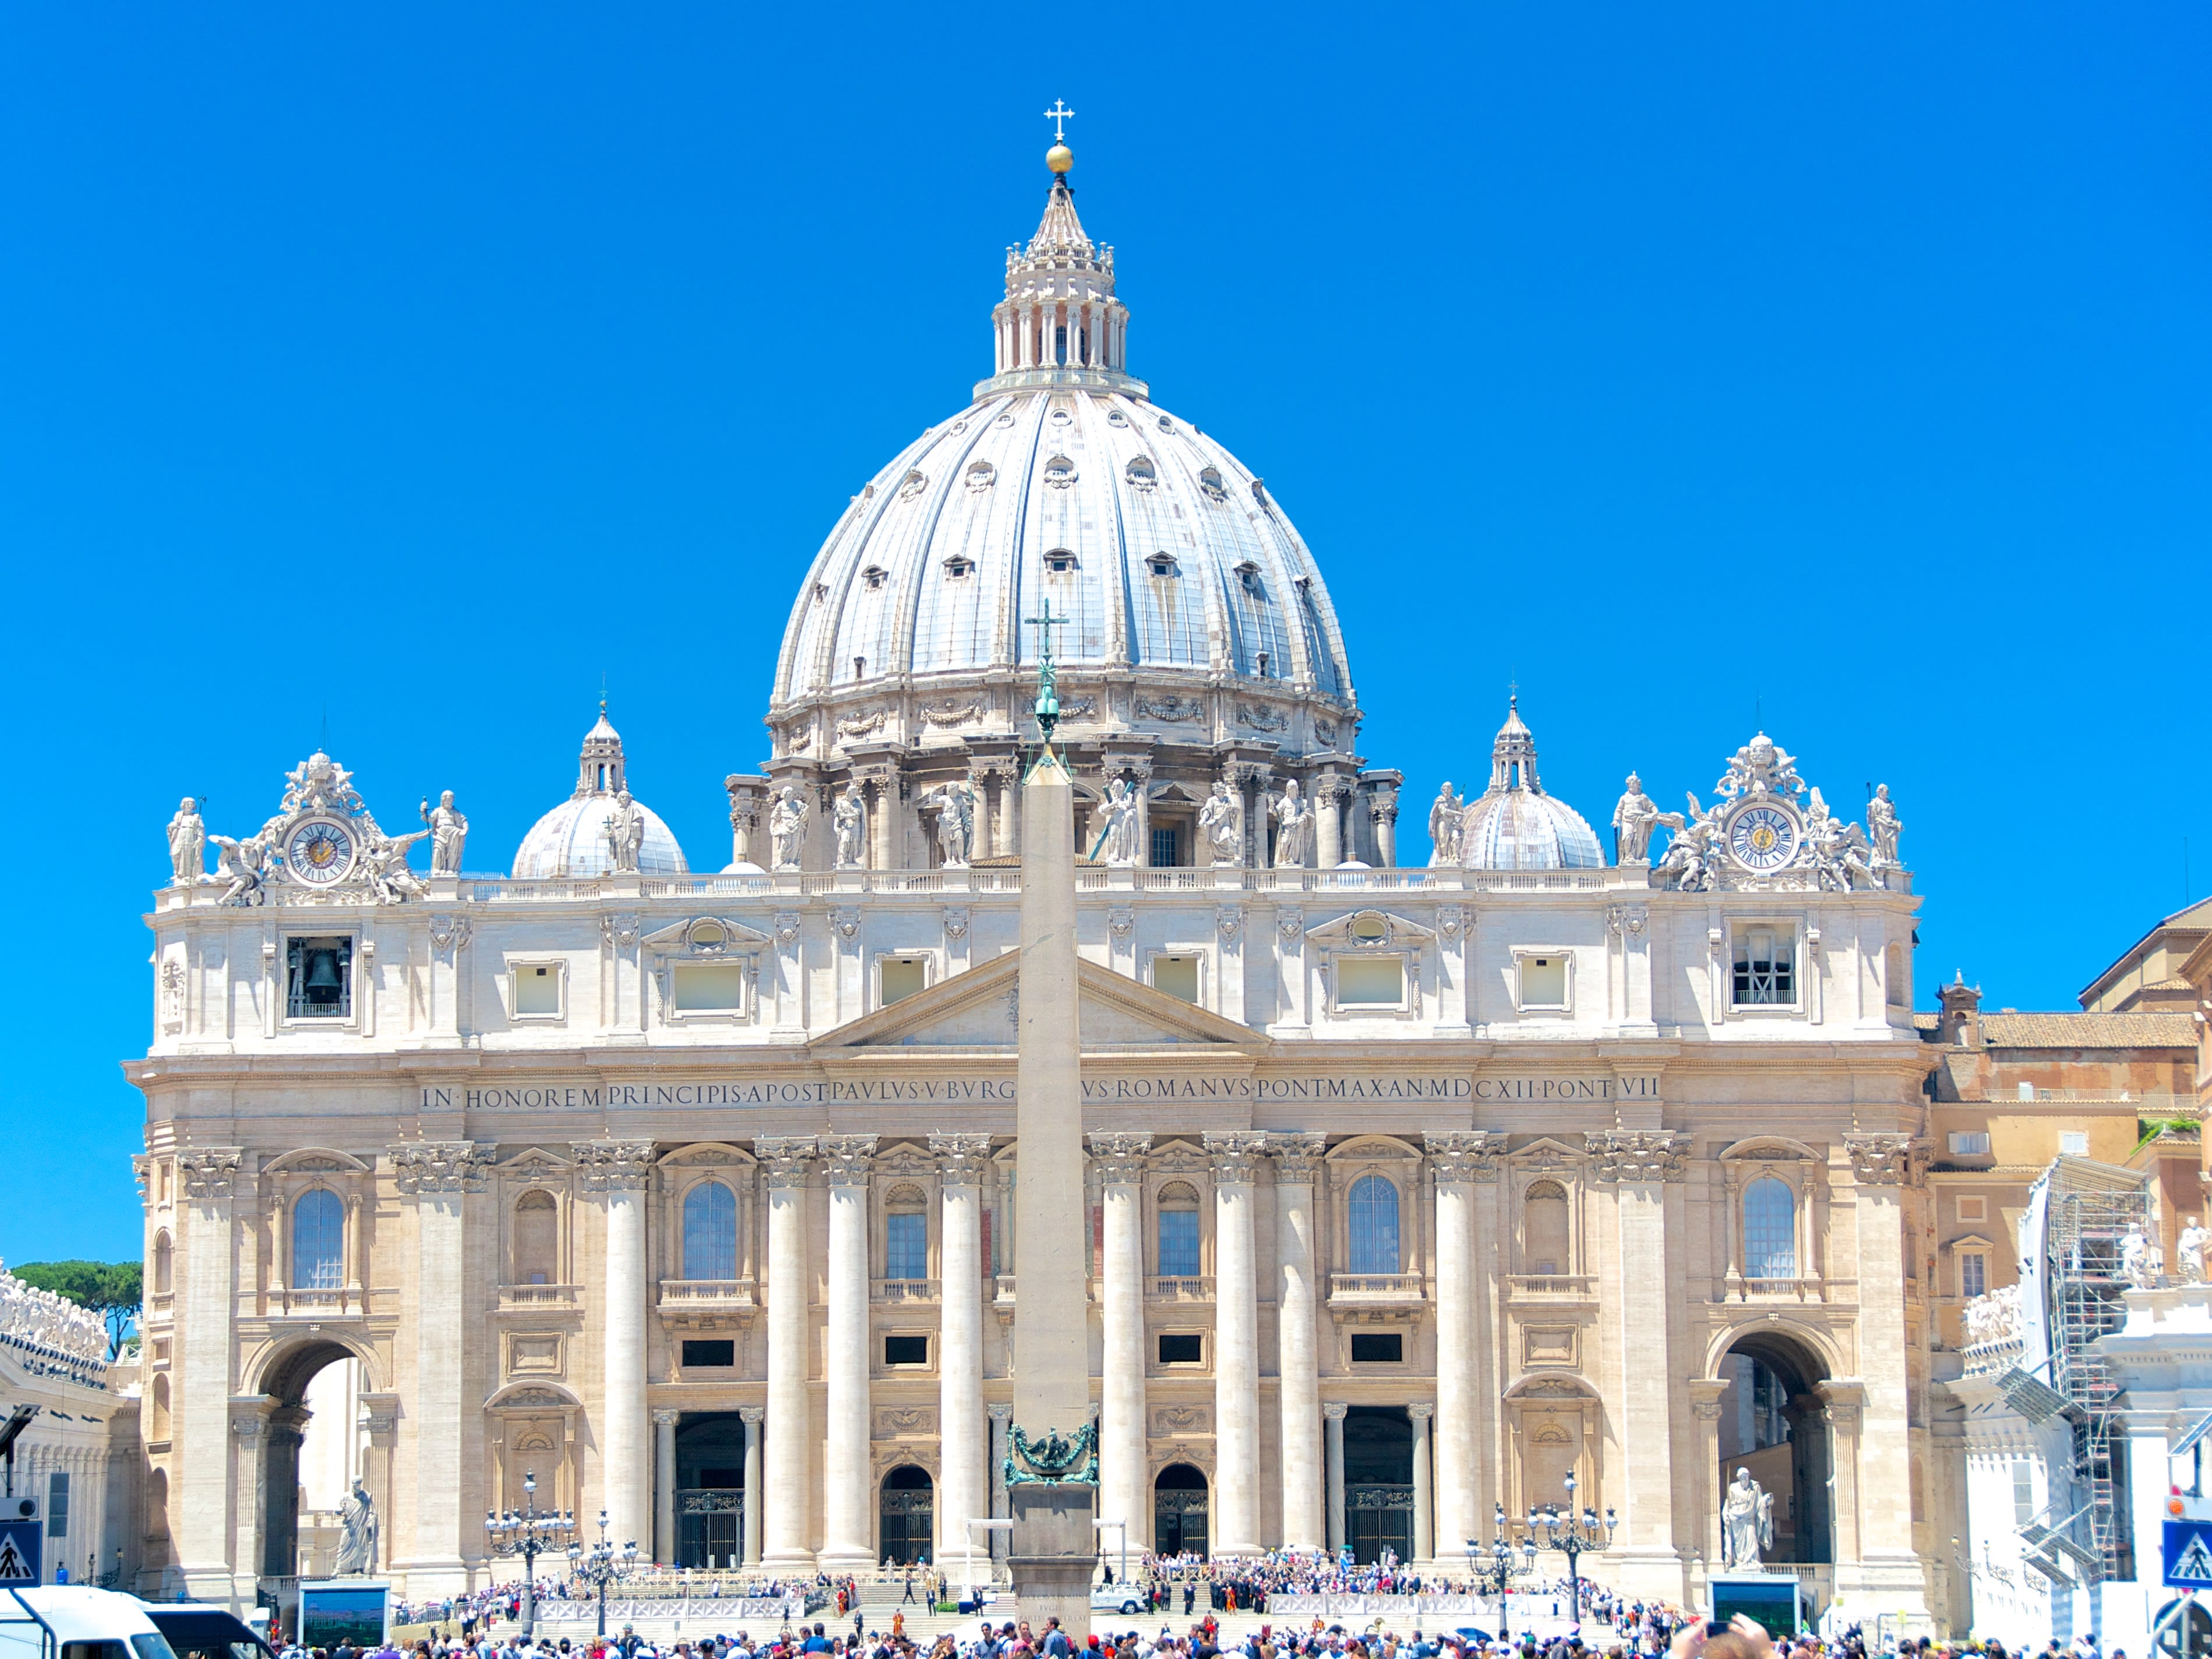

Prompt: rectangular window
[1961,1253,1987,1300]
[1350,1332,1404,1364]
[1157,1333,1203,1365]
[1518,954,1569,1010]
[2012,1458,2035,1526]
[879,957,927,1007]
[513,963,561,1016]
[1157,1209,1201,1278]
[1336,955,1406,1008]
[673,963,746,1013]
[885,1212,928,1282]
[285,937,352,1020]
[681,1339,736,1369]
[1150,826,1181,868]
[2059,1131,2088,1157]
[45,1471,66,1540]
[884,1335,929,1367]
[1151,955,1200,1004]
[1731,928,1795,1007]
[1948,1132,1990,1157]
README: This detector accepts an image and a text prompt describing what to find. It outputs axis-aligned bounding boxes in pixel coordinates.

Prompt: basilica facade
[130,149,1953,1630]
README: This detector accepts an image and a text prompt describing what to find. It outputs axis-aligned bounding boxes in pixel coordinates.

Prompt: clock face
[286,817,357,886]
[1727,804,1800,871]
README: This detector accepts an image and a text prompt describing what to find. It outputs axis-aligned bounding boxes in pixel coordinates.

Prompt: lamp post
[1472,1510,1539,1635]
[568,1509,640,1639]
[1525,1474,1614,1634]
[484,1471,576,1639]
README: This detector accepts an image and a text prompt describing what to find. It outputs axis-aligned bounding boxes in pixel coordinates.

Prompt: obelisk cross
[1043,100,1075,142]
[1025,601,1070,745]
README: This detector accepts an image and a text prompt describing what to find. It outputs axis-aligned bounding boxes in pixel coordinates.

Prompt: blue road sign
[0,1519,40,1586]
[2164,1519,2212,1587]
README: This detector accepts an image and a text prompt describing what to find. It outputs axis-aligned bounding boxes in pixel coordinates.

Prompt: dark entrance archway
[1345,1407,1414,1565]
[880,1466,934,1565]
[1153,1463,1209,1558]
[1716,1331,1832,1565]
[257,1339,369,1582]
[675,1414,748,1569]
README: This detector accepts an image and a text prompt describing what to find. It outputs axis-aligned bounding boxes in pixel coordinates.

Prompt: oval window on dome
[1157,415,1174,432]
[994,412,1015,428]
[1146,553,1178,578]
[898,470,928,501]
[1125,456,1157,492]
[964,460,996,493]
[1106,407,1128,426]
[1049,405,1073,426]
[1043,455,1078,489]
[862,565,888,592]
[943,555,975,580]
[1198,467,1228,503]
[1043,549,1078,575]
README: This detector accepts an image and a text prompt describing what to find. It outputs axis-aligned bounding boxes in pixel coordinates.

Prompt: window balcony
[655,1279,756,1311]
[1327,1273,1426,1309]
[500,1283,584,1310]
[1504,1273,1597,1300]
[872,1277,941,1304]
[1724,1276,1827,1303]
[1146,1276,1215,1301]
[270,1286,367,1318]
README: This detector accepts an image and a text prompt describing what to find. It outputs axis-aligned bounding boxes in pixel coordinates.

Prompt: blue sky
[2,5,2206,1264]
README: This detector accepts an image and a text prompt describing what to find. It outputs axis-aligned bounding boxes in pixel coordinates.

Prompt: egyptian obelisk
[1008,604,1094,1636]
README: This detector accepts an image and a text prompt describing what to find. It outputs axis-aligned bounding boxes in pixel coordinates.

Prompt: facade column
[1839,1137,1929,1614]
[654,1409,679,1566]
[1594,1132,1687,1598]
[1409,1402,1435,1564]
[987,1404,1012,1572]
[819,1134,878,1572]
[392,1140,495,1593]
[228,1396,273,1591]
[1206,1132,1266,1556]
[757,1138,816,1570]
[174,1148,244,1600]
[934,1134,993,1568]
[1315,778,1345,870]
[1688,1380,1728,1568]
[577,1141,654,1557]
[1271,1135,1326,1552]
[1424,1132,1491,1565]
[1091,1132,1153,1552]
[739,1406,765,1565]
[1816,1384,1865,1570]
[1324,1403,1347,1557]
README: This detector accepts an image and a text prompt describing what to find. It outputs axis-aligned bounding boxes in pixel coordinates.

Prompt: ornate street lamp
[568,1509,640,1639]
[1524,1474,1615,1633]
[1469,1514,1533,1635]
[484,1471,576,1639]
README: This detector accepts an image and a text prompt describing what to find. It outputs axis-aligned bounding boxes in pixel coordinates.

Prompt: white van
[1,1587,182,1659]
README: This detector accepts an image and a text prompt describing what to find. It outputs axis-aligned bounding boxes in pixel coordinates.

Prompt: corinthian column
[579,1140,656,1556]
[933,1134,993,1568]
[1091,1132,1153,1552]
[174,1148,243,1600]
[1271,1134,1326,1551]
[1425,1132,1495,1562]
[1205,1132,1266,1556]
[1839,1135,1931,1617]
[756,1137,816,1570]
[1594,1131,1687,1597]
[819,1133,878,1572]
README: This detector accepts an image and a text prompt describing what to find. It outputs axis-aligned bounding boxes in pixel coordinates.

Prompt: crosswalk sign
[2165,1520,2212,1586]
[0,1520,39,1586]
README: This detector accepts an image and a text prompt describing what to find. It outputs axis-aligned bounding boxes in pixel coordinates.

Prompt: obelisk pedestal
[1007,745,1095,1637]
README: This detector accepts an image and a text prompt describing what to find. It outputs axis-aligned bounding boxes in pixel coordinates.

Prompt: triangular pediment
[813,950,1263,1053]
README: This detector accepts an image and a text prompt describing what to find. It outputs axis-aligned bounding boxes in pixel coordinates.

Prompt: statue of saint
[1271,779,1315,869]
[420,790,468,876]
[1427,783,1463,867]
[1098,778,1141,867]
[1720,1466,1773,1570]
[2180,1217,2209,1287]
[604,789,645,874]
[167,797,205,887]
[334,1478,379,1576]
[770,785,810,871]
[832,788,867,870]
[1611,774,1662,863]
[1867,783,1904,867]
[2122,1221,2157,1289]
[1198,781,1244,868]
[924,780,976,867]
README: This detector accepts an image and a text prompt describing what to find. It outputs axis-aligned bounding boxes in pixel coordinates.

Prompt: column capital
[1204,1131,1268,1184]
[818,1133,878,1187]
[756,1136,816,1188]
[987,1403,1014,1422]
[1590,1130,1688,1185]
[1322,1401,1349,1421]
[358,1392,401,1441]
[1842,1134,1925,1187]
[1424,1131,1501,1184]
[739,1406,765,1424]
[1406,1401,1434,1423]
[575,1139,658,1193]
[929,1132,994,1186]
[652,1409,680,1427]
[1088,1132,1153,1185]
[179,1146,245,1205]
[390,1139,496,1195]
[1269,1133,1327,1183]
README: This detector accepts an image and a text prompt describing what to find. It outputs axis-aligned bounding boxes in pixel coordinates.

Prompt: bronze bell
[303,948,343,994]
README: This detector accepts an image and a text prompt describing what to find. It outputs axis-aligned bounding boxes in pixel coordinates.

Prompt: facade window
[285,937,352,1020]
[673,965,746,1014]
[1742,1177,1796,1280]
[886,1210,929,1282]
[1349,1332,1403,1363]
[151,1232,173,1296]
[879,957,928,1007]
[1158,1333,1202,1365]
[682,1339,735,1368]
[150,1374,171,1442]
[1517,952,1569,1011]
[884,1335,929,1367]
[1948,1131,1990,1157]
[45,1471,66,1540]
[2012,1458,2035,1526]
[1523,1180,1570,1276]
[1347,1176,1401,1275]
[1731,927,1795,1007]
[1150,825,1181,867]
[1151,954,1200,1004]
[513,1189,558,1284]
[2059,1131,2088,1157]
[1336,956,1407,1009]
[1961,1251,1987,1300]
[513,962,562,1017]
[292,1189,345,1289]
[683,1181,738,1282]
[1157,1187,1201,1278]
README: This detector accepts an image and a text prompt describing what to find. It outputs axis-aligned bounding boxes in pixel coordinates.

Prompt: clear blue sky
[2,5,2206,1264]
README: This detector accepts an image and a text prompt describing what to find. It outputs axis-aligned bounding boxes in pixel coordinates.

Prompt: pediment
[1306,908,1437,948]
[640,916,774,953]
[1509,1136,1587,1169]
[812,951,1263,1053]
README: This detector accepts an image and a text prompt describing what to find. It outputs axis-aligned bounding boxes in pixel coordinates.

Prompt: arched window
[682,1182,737,1282]
[514,1189,559,1285]
[292,1189,344,1290]
[885,1188,927,1282]
[1523,1181,1570,1277]
[149,1374,171,1442]
[1347,1176,1401,1275]
[1157,1184,1201,1279]
[1743,1177,1797,1280]
[151,1231,173,1297]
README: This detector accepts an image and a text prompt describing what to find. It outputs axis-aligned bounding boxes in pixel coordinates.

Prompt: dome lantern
[1457,695,1604,872]
[511,703,690,880]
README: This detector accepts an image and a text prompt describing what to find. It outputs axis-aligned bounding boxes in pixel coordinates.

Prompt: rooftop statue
[1428,783,1463,867]
[1867,783,1904,867]
[166,797,204,888]
[1096,777,1140,867]
[1198,780,1244,869]
[605,789,645,874]
[770,785,810,871]
[1271,779,1315,869]
[1610,774,1663,863]
[833,786,867,870]
[923,779,978,868]
[421,790,468,876]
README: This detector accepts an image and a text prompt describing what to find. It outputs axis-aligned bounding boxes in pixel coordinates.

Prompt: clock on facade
[285,817,357,886]
[1724,803,1800,872]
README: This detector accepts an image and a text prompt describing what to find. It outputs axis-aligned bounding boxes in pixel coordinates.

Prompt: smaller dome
[1458,696,1604,871]
[512,705,690,879]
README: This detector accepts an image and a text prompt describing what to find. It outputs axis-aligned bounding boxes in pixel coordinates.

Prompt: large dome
[1457,699,1604,871]
[512,710,690,879]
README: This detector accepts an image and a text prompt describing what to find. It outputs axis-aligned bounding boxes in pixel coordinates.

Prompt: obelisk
[1008,604,1094,1636]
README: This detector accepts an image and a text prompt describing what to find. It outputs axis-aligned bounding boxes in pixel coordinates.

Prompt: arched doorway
[879,1466,933,1565]
[1153,1463,1209,1558]
[1714,1332,1832,1565]
[1345,1407,1414,1564]
[675,1414,748,1569]
[257,1339,372,1581]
